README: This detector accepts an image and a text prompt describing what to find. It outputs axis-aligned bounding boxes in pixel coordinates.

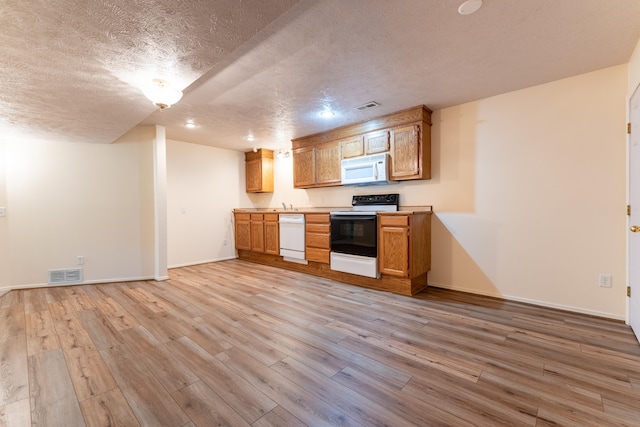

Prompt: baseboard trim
[0,275,158,294]
[428,281,625,321]
[168,256,236,269]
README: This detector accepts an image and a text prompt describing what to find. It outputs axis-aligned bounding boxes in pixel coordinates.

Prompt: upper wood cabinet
[341,136,364,159]
[293,141,341,188]
[292,146,316,188]
[315,141,341,185]
[390,124,422,180]
[291,105,431,188]
[245,149,274,193]
[364,130,390,155]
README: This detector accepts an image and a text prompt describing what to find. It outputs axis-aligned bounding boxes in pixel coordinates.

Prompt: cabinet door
[234,214,251,251]
[245,149,274,193]
[364,130,390,154]
[293,147,316,188]
[341,136,364,159]
[250,215,265,253]
[391,125,420,179]
[379,224,409,277]
[315,141,341,185]
[264,218,279,255]
[245,158,262,192]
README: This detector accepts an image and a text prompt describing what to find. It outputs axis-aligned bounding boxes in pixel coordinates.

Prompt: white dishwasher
[279,214,308,264]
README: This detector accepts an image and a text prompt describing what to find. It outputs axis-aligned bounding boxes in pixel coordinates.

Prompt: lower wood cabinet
[234,213,251,251]
[234,212,279,254]
[305,213,330,264]
[235,209,432,297]
[263,214,279,255]
[378,212,431,278]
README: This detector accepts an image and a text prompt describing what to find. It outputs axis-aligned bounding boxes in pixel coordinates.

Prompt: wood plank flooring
[1,259,639,426]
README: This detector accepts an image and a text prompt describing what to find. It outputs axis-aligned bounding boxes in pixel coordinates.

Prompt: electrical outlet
[77,256,84,265]
[223,239,227,246]
[599,274,612,288]
[0,207,6,217]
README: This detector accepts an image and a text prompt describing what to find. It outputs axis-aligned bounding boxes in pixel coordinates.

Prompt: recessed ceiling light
[246,134,255,142]
[458,0,482,15]
[185,119,196,129]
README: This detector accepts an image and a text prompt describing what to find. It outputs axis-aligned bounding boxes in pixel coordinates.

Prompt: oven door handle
[330,214,377,221]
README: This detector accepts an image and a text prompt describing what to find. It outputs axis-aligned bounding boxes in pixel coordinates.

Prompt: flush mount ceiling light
[246,133,255,142]
[319,108,335,119]
[458,0,482,15]
[141,78,183,109]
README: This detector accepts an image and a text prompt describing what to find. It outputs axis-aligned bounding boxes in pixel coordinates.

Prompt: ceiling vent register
[355,101,380,111]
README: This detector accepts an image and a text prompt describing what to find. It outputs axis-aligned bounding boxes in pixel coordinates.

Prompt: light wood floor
[1,259,640,426]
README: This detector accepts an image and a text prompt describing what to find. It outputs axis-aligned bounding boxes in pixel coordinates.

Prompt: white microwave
[341,153,392,186]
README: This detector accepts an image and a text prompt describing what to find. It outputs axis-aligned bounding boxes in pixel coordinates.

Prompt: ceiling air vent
[355,101,380,111]
[48,268,83,285]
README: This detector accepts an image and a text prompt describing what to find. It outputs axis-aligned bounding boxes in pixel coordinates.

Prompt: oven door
[330,213,377,258]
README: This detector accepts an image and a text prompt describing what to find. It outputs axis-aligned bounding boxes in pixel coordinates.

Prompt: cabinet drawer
[264,213,279,222]
[379,215,409,227]
[305,213,330,224]
[235,213,251,221]
[306,223,329,234]
[250,214,264,221]
[306,233,329,249]
[306,247,330,264]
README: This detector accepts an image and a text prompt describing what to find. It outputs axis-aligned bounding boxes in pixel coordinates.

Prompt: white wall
[166,139,249,268]
[0,126,162,291]
[250,65,628,319]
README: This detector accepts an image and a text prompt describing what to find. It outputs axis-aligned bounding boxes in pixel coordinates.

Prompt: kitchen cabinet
[291,105,432,188]
[390,123,429,180]
[378,212,431,278]
[234,213,251,251]
[305,213,330,264]
[250,214,265,252]
[292,146,315,188]
[263,214,280,255]
[341,136,364,159]
[245,149,274,193]
[315,141,341,185]
[293,141,341,188]
[234,212,279,254]
[364,130,390,154]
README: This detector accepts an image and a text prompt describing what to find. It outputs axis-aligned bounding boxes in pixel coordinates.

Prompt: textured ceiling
[2,0,640,150]
[0,0,299,144]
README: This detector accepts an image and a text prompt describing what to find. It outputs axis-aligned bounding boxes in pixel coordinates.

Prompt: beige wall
[0,141,9,291]
[629,38,640,95]
[0,126,161,292]
[257,65,628,319]
[166,139,249,267]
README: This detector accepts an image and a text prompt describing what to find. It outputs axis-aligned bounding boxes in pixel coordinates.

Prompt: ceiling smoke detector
[355,101,380,111]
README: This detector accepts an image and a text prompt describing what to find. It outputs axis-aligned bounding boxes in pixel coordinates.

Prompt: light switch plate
[0,207,6,217]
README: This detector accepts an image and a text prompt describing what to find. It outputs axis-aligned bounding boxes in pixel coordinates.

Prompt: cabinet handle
[631,225,640,233]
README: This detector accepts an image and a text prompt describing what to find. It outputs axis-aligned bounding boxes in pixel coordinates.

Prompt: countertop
[233,206,433,214]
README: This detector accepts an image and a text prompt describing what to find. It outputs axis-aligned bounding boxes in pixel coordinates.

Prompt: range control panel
[351,194,399,207]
